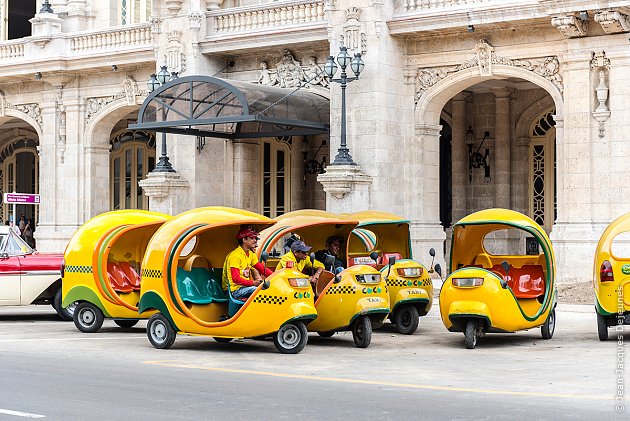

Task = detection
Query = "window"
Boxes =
[261,139,291,218]
[529,110,556,233]
[3,0,36,40]
[119,0,152,25]
[1,140,38,224]
[110,130,155,210]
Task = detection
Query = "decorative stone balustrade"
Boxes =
[71,24,152,53]
[213,1,325,33]
[399,0,493,13]
[0,41,25,60]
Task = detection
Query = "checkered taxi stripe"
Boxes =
[142,268,163,279]
[65,265,92,274]
[253,295,287,305]
[327,285,357,295]
[387,278,432,287]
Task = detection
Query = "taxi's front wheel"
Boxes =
[147,313,176,349]
[274,322,308,354]
[352,316,372,348]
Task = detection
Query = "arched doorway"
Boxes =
[0,129,39,225]
[109,128,156,211]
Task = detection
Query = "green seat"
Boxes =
[176,267,228,304]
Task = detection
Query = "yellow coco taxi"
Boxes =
[138,207,317,354]
[593,213,630,340]
[345,211,434,335]
[62,210,170,333]
[258,210,390,348]
[439,209,557,349]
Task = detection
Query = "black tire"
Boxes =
[114,319,139,329]
[73,302,105,333]
[541,308,556,340]
[597,312,609,341]
[147,313,176,349]
[394,305,420,335]
[464,320,478,349]
[213,337,233,343]
[52,288,76,321]
[317,331,335,337]
[352,316,372,348]
[273,322,308,354]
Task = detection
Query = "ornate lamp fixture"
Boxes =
[147,66,178,172]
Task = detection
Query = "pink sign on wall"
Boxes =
[3,193,41,205]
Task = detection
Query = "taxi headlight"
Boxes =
[288,277,310,288]
[397,267,423,277]
[452,278,484,287]
[355,274,381,284]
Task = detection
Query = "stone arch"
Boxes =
[0,109,43,140]
[515,95,555,140]
[84,97,143,147]
[416,65,564,126]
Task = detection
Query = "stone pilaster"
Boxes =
[493,89,511,209]
[451,93,467,221]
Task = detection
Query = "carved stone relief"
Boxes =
[340,7,367,56]
[56,91,66,164]
[165,31,186,75]
[551,15,587,37]
[594,10,630,34]
[0,91,42,130]
[590,51,611,138]
[413,39,564,103]
[85,79,149,127]
[256,50,329,89]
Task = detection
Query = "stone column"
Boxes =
[451,93,467,221]
[493,89,511,209]
[232,140,260,212]
[139,172,190,216]
[408,123,447,270]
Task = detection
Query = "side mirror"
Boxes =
[310,252,316,264]
[260,251,269,262]
[388,256,396,266]
[501,260,510,275]
[334,266,343,275]
[429,248,435,257]
[0,252,9,259]
[262,280,270,290]
[434,263,442,277]
[369,251,378,262]
[325,254,335,268]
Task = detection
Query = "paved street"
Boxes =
[0,303,625,420]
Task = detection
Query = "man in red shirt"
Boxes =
[222,228,273,300]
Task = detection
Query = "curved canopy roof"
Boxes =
[130,75,330,139]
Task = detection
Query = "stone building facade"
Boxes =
[1,0,629,284]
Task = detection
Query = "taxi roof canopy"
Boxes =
[344,211,412,259]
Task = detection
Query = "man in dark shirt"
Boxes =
[315,236,345,272]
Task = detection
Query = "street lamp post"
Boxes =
[147,66,177,173]
[324,47,365,166]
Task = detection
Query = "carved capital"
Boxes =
[594,10,630,34]
[590,51,611,70]
[551,15,587,37]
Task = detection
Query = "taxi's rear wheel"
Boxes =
[52,288,76,321]
[464,320,478,349]
[147,314,176,349]
[273,322,308,354]
[541,308,556,340]
[114,319,139,329]
[352,315,372,348]
[597,313,609,341]
[394,305,419,335]
[73,302,104,333]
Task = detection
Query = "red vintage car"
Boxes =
[0,225,74,320]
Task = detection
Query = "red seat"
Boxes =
[377,252,403,266]
[119,262,141,291]
[491,264,545,298]
[107,262,134,293]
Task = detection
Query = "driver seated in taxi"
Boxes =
[277,240,325,293]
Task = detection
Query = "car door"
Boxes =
[0,233,21,304]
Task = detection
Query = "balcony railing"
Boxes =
[399,0,494,13]
[0,40,25,60]
[212,0,326,33]
[70,24,152,54]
